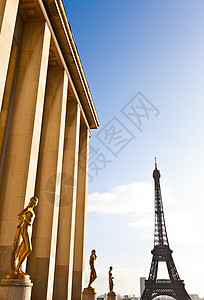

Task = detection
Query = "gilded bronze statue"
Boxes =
[88,249,97,288]
[5,196,38,279]
[108,266,114,293]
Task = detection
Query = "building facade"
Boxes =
[0,0,99,299]
[140,277,146,297]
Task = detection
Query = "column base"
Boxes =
[0,278,33,300]
[107,291,117,300]
[82,287,97,300]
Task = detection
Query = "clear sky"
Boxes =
[65,1,204,297]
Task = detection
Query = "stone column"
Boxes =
[0,0,19,111]
[27,69,68,300]
[72,126,89,300]
[0,21,51,279]
[0,40,18,165]
[53,100,80,300]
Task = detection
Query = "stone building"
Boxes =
[0,0,99,299]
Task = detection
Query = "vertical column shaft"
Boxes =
[53,101,80,300]
[0,39,18,165]
[24,23,51,204]
[0,0,19,111]
[0,21,50,279]
[0,14,24,184]
[27,69,68,300]
[72,126,89,300]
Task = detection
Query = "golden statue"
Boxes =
[5,196,38,279]
[108,266,114,293]
[88,249,97,288]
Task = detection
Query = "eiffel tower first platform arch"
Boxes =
[141,160,191,300]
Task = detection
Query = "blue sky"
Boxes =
[65,1,204,297]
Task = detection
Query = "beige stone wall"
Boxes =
[0,0,98,299]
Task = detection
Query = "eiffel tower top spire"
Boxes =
[153,159,169,247]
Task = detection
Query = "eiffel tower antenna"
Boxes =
[154,157,157,168]
[141,160,191,300]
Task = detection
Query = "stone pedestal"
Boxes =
[82,287,97,300]
[0,278,33,300]
[107,291,117,300]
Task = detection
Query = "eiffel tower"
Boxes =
[141,160,191,300]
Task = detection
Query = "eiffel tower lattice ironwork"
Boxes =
[141,160,191,300]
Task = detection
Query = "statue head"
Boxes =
[29,196,38,207]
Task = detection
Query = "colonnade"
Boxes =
[0,0,99,299]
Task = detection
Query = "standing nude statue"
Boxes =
[109,266,114,293]
[6,196,38,278]
[88,249,97,288]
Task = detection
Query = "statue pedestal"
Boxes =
[82,287,97,300]
[107,291,117,300]
[0,278,33,300]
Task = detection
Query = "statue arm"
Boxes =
[17,207,28,219]
[17,207,30,226]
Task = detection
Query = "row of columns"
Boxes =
[0,2,90,300]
